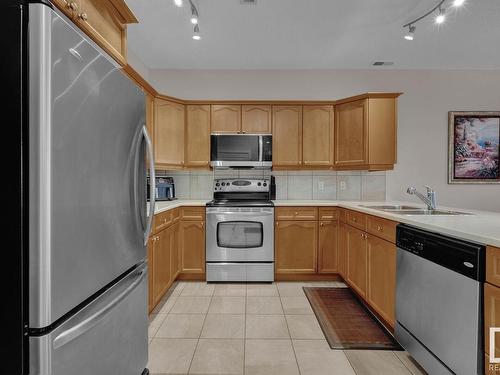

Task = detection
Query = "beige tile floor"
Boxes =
[148,281,428,375]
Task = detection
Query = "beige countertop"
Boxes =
[150,199,500,247]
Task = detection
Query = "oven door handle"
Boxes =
[206,211,274,217]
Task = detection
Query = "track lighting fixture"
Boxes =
[404,25,416,41]
[402,0,467,41]
[192,24,201,40]
[190,5,199,24]
[435,7,446,24]
[174,0,183,7]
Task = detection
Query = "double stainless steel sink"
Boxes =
[360,205,471,216]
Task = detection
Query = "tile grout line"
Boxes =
[186,286,214,374]
[343,350,360,375]
[278,283,303,375]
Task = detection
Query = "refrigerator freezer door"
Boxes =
[29,4,147,328]
[30,263,148,375]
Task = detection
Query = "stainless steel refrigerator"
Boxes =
[2,1,155,374]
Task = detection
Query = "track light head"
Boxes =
[190,6,198,24]
[192,24,201,40]
[404,25,416,41]
[435,7,446,24]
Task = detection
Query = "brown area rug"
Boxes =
[303,287,402,350]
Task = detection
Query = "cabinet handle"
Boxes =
[377,225,383,232]
[320,222,324,227]
[242,131,246,134]
[201,222,204,227]
[352,217,357,223]
[295,212,299,215]
[276,222,279,227]
[78,13,88,21]
[67,1,78,10]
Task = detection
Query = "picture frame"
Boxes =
[448,111,500,184]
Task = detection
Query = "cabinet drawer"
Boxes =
[171,208,181,223]
[319,207,339,221]
[275,207,318,221]
[487,246,500,288]
[346,210,367,230]
[181,206,206,221]
[366,215,398,243]
[153,210,173,233]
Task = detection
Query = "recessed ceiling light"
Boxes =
[453,0,465,7]
[435,7,446,24]
[174,0,183,7]
[192,24,201,40]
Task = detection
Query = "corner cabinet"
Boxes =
[335,95,399,170]
[50,0,137,66]
[186,105,211,168]
[154,99,185,169]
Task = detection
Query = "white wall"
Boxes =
[148,69,500,212]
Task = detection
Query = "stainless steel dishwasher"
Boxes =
[395,224,485,375]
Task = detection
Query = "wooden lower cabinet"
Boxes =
[338,222,348,277]
[170,222,180,280]
[180,220,206,275]
[367,235,396,326]
[485,283,500,360]
[152,228,171,307]
[318,220,338,273]
[275,220,317,273]
[346,225,368,297]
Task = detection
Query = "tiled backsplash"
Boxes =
[156,169,386,201]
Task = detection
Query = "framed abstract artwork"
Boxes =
[449,111,500,184]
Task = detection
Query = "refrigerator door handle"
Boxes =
[52,265,147,350]
[143,125,155,246]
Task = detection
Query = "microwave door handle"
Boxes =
[143,126,155,245]
[259,136,263,162]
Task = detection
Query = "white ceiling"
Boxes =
[126,0,500,70]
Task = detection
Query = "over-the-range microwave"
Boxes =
[211,134,272,168]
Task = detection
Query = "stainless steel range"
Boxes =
[206,178,274,282]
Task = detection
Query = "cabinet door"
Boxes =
[170,222,180,280]
[346,225,367,297]
[180,220,206,274]
[241,105,271,134]
[485,283,500,360]
[335,100,367,166]
[186,105,211,168]
[153,229,171,305]
[272,106,302,167]
[75,0,127,65]
[211,105,241,133]
[318,220,338,273]
[302,106,334,166]
[154,99,185,168]
[338,222,348,277]
[275,221,317,273]
[147,237,155,312]
[367,235,396,327]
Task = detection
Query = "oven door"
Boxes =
[206,207,274,262]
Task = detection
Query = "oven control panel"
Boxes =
[213,178,270,192]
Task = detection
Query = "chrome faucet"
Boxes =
[407,186,437,210]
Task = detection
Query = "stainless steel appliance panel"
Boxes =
[29,4,147,328]
[206,207,274,262]
[210,134,272,168]
[30,263,148,375]
[206,263,274,282]
[396,249,481,375]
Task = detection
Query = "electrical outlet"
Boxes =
[340,181,347,191]
[318,181,325,191]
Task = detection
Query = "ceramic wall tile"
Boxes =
[337,175,361,200]
[190,174,213,199]
[312,170,337,176]
[274,176,288,200]
[287,175,313,200]
[173,175,190,199]
[361,175,386,201]
[337,170,361,176]
[312,175,337,200]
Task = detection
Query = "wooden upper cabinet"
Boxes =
[318,220,339,273]
[69,0,137,65]
[335,100,367,167]
[211,105,241,133]
[241,105,272,134]
[367,235,396,327]
[272,106,302,167]
[302,106,334,166]
[154,99,185,168]
[346,225,368,297]
[275,220,317,273]
[186,105,211,168]
[335,96,398,170]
